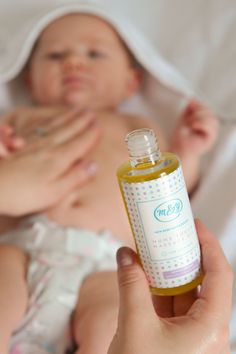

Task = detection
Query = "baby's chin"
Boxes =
[62,91,94,111]
[62,91,112,112]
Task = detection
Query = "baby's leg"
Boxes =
[0,244,28,354]
[73,271,119,354]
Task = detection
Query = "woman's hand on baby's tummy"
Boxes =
[0,110,101,216]
[170,99,219,156]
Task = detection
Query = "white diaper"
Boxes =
[0,215,122,354]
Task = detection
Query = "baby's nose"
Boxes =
[63,53,87,70]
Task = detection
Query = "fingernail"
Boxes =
[13,137,25,148]
[86,162,98,175]
[117,247,135,267]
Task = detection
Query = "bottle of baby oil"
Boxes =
[117,128,202,296]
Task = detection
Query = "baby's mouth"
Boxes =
[63,76,86,88]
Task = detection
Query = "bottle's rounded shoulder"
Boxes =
[117,151,180,183]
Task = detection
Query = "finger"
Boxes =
[24,110,97,152]
[190,110,217,123]
[17,107,77,138]
[1,135,25,151]
[173,288,198,316]
[185,116,218,140]
[44,107,90,132]
[183,111,215,129]
[182,99,195,116]
[191,220,233,320]
[152,295,173,317]
[52,121,100,172]
[10,137,25,149]
[53,161,98,202]
[116,247,158,328]
[182,98,200,117]
[186,99,209,112]
[183,100,215,123]
[25,107,79,136]
[45,111,96,145]
[152,289,198,318]
[193,118,219,140]
[0,143,9,158]
[190,120,212,137]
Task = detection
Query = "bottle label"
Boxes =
[121,166,201,289]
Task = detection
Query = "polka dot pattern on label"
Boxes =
[121,167,201,288]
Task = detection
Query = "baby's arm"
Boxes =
[0,107,48,230]
[170,99,219,193]
[73,271,119,354]
[0,121,25,232]
[0,245,28,354]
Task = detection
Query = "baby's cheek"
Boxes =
[35,81,60,105]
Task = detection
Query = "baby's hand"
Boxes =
[170,99,219,157]
[0,123,24,158]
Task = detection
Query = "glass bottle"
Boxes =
[117,128,202,295]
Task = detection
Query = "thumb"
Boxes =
[116,247,157,327]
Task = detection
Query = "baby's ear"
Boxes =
[126,68,143,97]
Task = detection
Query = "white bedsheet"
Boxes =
[191,122,236,352]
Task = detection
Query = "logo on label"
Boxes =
[154,199,183,222]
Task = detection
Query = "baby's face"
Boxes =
[26,14,139,110]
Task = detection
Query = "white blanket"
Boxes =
[0,1,195,137]
[191,122,236,352]
[0,0,236,351]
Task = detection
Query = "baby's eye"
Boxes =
[87,49,105,59]
[46,51,66,60]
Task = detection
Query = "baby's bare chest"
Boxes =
[46,122,131,237]
[81,132,128,200]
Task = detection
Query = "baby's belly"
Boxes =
[46,189,134,247]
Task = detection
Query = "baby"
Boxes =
[0,12,218,354]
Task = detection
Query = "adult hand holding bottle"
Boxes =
[108,220,233,354]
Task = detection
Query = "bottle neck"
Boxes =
[125,128,162,168]
[129,151,162,167]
